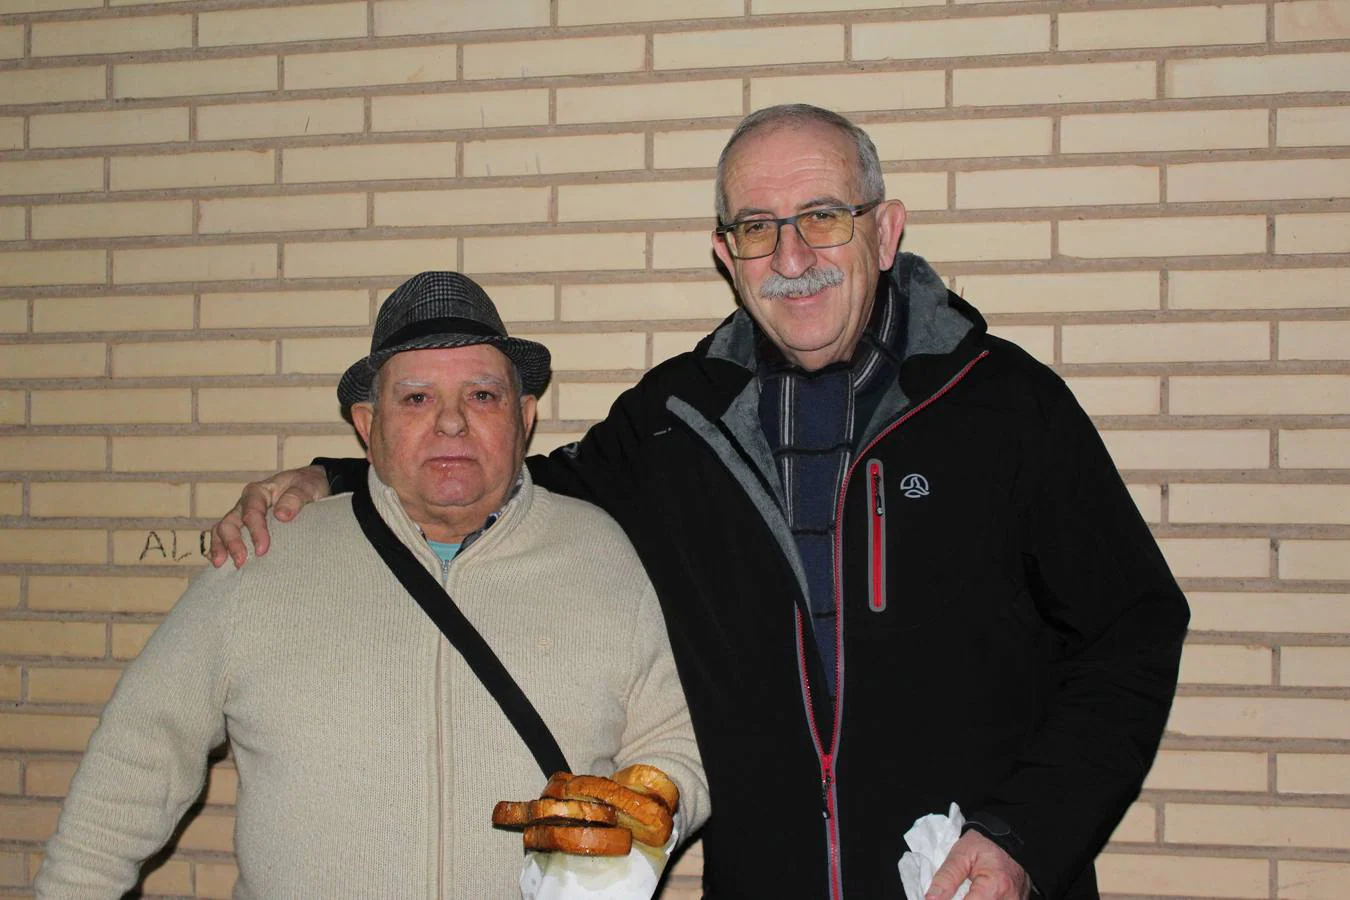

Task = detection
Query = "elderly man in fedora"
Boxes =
[37,272,708,898]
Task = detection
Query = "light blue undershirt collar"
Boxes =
[418,472,524,564]
[426,539,461,563]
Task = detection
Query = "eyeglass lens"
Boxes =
[730,208,856,258]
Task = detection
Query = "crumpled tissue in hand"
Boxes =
[898,802,972,900]
[520,827,677,900]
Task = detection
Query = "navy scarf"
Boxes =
[757,278,903,699]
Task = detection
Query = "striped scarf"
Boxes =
[757,279,903,701]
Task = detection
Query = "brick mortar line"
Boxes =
[4,176,1347,201]
[0,0,376,24]
[1176,678,1350,695]
[1100,845,1350,863]
[16,364,1350,385]
[0,216,1345,246]
[9,149,1350,181]
[1187,632,1350,646]
[4,363,1350,382]
[1146,736,1350,752]
[0,5,1319,53]
[13,261,1350,296]
[0,0,1261,27]
[5,37,1349,74]
[4,102,1349,139]
[1113,474,1350,487]
[5,44,1350,101]
[6,310,1347,337]
[9,87,1346,120]
[1134,792,1350,810]
[7,267,1329,292]
[1160,525,1350,539]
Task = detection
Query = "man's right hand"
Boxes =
[208,464,331,568]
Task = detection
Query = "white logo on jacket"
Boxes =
[899,473,930,499]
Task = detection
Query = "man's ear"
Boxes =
[875,199,907,271]
[712,228,735,276]
[350,403,375,460]
[519,393,538,438]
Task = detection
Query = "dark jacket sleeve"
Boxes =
[971,377,1189,897]
[526,371,665,518]
[314,456,370,495]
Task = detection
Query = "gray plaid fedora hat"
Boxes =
[337,271,551,408]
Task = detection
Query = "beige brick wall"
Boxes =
[0,0,1346,896]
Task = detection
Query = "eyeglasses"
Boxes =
[715,200,882,260]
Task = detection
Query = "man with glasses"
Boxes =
[210,105,1188,899]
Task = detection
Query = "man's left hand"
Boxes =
[924,830,1031,900]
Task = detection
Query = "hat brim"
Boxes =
[338,334,551,409]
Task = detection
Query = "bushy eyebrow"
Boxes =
[393,376,508,389]
[729,195,849,221]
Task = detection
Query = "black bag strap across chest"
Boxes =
[350,476,570,778]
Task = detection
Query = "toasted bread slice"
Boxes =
[524,824,632,857]
[540,771,573,800]
[613,764,679,814]
[491,800,531,829]
[526,798,619,827]
[562,774,674,847]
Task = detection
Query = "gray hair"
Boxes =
[365,352,524,411]
[715,104,886,224]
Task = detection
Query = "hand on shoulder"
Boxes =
[208,464,331,568]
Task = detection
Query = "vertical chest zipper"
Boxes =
[866,459,887,613]
[671,352,991,900]
[813,350,988,899]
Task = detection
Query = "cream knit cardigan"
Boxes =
[37,468,708,899]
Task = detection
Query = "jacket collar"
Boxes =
[662,253,978,615]
[678,252,971,498]
[704,252,978,375]
[683,253,988,484]
[888,252,980,364]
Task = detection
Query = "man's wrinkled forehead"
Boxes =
[721,123,863,216]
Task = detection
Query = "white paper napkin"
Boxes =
[520,826,677,900]
[898,802,972,900]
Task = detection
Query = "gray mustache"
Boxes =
[758,267,845,299]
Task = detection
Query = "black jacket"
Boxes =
[328,254,1188,898]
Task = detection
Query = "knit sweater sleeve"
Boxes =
[36,567,237,898]
[613,580,711,843]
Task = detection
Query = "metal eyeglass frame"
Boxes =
[714,199,883,260]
